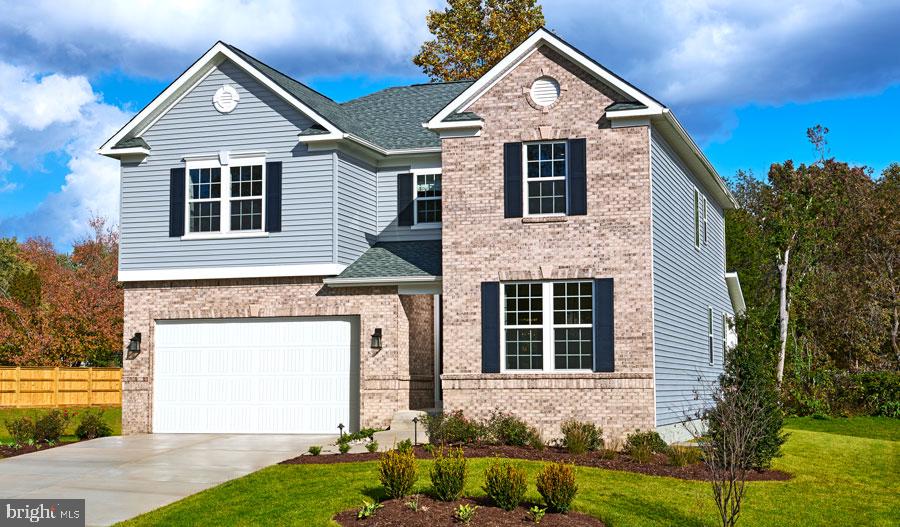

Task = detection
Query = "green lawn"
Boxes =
[784,416,900,442]
[117,417,899,527]
[0,406,122,443]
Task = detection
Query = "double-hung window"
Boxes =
[708,307,714,365]
[693,188,701,249]
[702,197,708,245]
[414,172,442,225]
[721,312,728,358]
[524,142,567,215]
[501,281,593,372]
[186,157,265,236]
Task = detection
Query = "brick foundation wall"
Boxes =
[402,295,436,410]
[122,276,433,434]
[440,46,655,444]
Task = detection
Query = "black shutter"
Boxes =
[481,281,501,373]
[169,167,185,237]
[503,142,523,218]
[568,138,587,215]
[265,161,282,233]
[593,278,615,372]
[397,173,414,226]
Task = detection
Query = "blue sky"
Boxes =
[0,0,898,248]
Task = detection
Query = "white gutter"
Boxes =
[298,132,442,157]
[323,275,442,287]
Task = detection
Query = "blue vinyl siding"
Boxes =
[336,153,377,265]
[119,60,336,271]
[651,128,732,426]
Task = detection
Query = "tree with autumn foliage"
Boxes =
[413,0,545,82]
[0,217,122,367]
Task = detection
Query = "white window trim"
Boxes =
[702,196,708,246]
[721,312,728,359]
[185,156,266,237]
[411,168,442,227]
[708,306,714,365]
[499,280,594,374]
[693,187,701,250]
[522,141,568,217]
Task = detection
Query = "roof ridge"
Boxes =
[221,42,339,104]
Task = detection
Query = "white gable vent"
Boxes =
[530,76,560,107]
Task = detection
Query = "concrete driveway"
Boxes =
[0,433,334,526]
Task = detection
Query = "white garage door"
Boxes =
[153,317,359,434]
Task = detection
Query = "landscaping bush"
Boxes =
[308,445,322,456]
[482,459,527,511]
[3,416,35,445]
[625,431,669,455]
[668,445,702,467]
[396,438,413,454]
[559,420,603,454]
[33,409,72,444]
[75,409,112,440]
[338,441,351,454]
[536,462,578,513]
[343,427,379,442]
[429,446,468,501]
[366,441,379,453]
[485,411,541,447]
[423,410,484,444]
[378,448,418,499]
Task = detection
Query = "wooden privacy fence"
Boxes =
[0,367,122,407]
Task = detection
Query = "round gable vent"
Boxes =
[529,76,560,107]
[213,84,240,113]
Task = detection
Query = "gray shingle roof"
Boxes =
[113,137,150,149]
[224,43,472,151]
[336,241,441,280]
[443,111,481,122]
[606,101,647,112]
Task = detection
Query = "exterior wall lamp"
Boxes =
[370,328,383,350]
[126,332,142,360]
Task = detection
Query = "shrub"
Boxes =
[485,411,541,447]
[379,448,418,499]
[483,459,527,511]
[559,420,603,454]
[628,443,653,463]
[454,504,478,524]
[344,427,379,442]
[625,431,669,455]
[4,416,35,445]
[34,409,72,444]
[528,433,546,451]
[668,445,702,467]
[536,462,578,513]
[308,445,322,456]
[711,311,787,470]
[429,446,468,501]
[357,500,382,519]
[338,441,351,454]
[396,438,413,454]
[75,409,112,440]
[366,441,379,453]
[422,410,484,444]
[528,505,546,524]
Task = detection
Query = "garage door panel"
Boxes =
[153,318,357,434]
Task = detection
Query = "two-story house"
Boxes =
[99,28,744,443]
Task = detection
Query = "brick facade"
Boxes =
[439,46,655,444]
[121,277,434,434]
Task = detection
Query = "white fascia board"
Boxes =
[96,147,150,158]
[119,263,346,282]
[658,110,738,209]
[423,120,484,131]
[427,28,663,128]
[299,132,442,158]
[99,42,343,156]
[605,108,663,119]
[725,272,746,315]
[323,276,441,287]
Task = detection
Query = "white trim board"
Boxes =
[118,263,346,282]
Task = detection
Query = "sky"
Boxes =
[0,0,898,249]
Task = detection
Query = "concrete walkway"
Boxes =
[0,433,334,526]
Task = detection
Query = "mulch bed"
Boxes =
[0,441,72,459]
[334,496,605,527]
[282,444,791,482]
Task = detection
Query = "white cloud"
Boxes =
[0,61,126,245]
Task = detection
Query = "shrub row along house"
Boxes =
[99,28,744,443]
